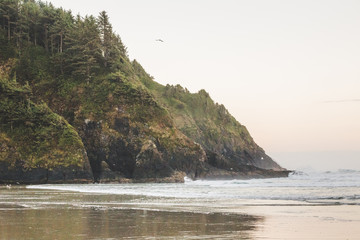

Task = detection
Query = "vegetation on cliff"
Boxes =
[133,61,281,170]
[0,59,92,183]
[0,0,286,183]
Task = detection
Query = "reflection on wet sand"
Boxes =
[0,208,261,239]
[0,187,262,239]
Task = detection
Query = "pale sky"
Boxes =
[49,0,360,170]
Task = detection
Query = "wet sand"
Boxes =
[1,208,261,240]
[246,204,360,239]
[0,186,359,239]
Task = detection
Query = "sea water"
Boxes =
[27,169,360,205]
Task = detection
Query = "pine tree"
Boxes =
[1,0,127,80]
[20,1,41,45]
[65,15,102,83]
[38,2,56,52]
[97,11,128,71]
[97,11,112,68]
[0,0,20,42]
[49,9,73,75]
[50,8,73,54]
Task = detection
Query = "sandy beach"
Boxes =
[245,204,360,239]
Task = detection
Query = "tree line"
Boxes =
[0,0,127,83]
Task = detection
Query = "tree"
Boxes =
[38,2,56,52]
[20,0,41,45]
[97,11,112,67]
[50,8,73,54]
[0,0,20,42]
[0,0,128,80]
[97,11,128,71]
[65,15,102,83]
[48,8,73,75]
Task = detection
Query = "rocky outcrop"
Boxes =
[0,162,92,184]
[0,2,290,184]
[79,116,208,183]
[133,140,173,179]
[0,61,289,184]
[77,116,288,183]
[133,63,285,173]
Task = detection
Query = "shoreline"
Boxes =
[0,169,292,185]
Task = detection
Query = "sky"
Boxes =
[49,0,360,171]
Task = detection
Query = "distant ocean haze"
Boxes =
[270,151,360,171]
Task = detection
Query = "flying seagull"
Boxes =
[155,39,164,42]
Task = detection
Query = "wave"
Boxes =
[27,169,360,205]
[184,170,360,188]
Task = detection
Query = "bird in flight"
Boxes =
[155,39,164,42]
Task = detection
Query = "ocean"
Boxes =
[28,169,360,205]
[1,169,360,239]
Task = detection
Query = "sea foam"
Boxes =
[27,170,360,205]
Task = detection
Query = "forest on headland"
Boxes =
[0,0,288,184]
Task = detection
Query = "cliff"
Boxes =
[0,65,92,184]
[133,61,283,171]
[0,1,289,184]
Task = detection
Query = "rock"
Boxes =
[0,162,93,184]
[133,140,173,179]
[98,161,128,183]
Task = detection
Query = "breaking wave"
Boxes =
[28,169,360,205]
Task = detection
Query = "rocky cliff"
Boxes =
[0,66,92,184]
[0,1,289,184]
[133,61,283,171]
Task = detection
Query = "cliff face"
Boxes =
[0,1,288,184]
[133,61,283,172]
[66,73,208,182]
[0,59,288,184]
[0,71,92,184]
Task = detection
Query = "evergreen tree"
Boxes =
[38,2,56,52]
[50,8,73,54]
[97,11,128,71]
[20,0,41,45]
[49,8,73,74]
[66,15,102,83]
[0,0,20,42]
[0,0,127,80]
[97,11,112,68]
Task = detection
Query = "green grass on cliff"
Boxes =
[0,69,86,169]
[132,60,256,153]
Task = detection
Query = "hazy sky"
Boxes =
[49,0,360,170]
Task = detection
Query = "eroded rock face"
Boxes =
[0,162,93,184]
[216,146,283,171]
[79,118,210,182]
[98,161,126,183]
[133,140,173,179]
[81,120,112,182]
